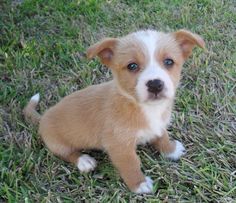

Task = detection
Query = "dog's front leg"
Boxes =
[151,129,186,160]
[106,142,153,194]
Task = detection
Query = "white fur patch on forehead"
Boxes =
[131,30,179,58]
[133,30,176,102]
[132,30,164,57]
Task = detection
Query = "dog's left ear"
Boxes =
[87,38,118,67]
[173,29,205,59]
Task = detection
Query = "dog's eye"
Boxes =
[127,63,139,72]
[163,58,174,67]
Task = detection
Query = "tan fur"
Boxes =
[151,130,176,154]
[23,100,41,125]
[24,29,205,192]
[173,29,205,59]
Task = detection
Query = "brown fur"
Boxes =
[173,29,205,59]
[151,130,176,154]
[24,29,205,192]
[23,100,41,124]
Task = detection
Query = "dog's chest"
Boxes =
[136,103,171,145]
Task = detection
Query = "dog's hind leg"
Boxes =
[44,139,97,173]
[60,150,97,173]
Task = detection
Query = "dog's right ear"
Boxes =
[86,38,118,67]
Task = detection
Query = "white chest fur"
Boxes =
[136,101,171,145]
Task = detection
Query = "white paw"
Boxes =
[165,140,186,160]
[77,154,97,173]
[134,176,153,194]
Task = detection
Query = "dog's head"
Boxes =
[87,30,205,104]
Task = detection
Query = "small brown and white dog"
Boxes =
[24,29,205,194]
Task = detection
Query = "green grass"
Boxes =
[0,0,235,202]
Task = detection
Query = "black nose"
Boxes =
[146,79,164,94]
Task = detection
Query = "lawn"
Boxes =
[0,0,235,202]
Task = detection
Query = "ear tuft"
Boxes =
[173,29,205,59]
[86,38,118,66]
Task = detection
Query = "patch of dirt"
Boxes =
[0,106,33,148]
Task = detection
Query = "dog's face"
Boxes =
[87,30,205,103]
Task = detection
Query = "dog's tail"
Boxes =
[23,93,41,125]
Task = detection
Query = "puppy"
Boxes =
[24,29,205,194]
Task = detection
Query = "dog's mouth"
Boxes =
[147,92,166,101]
[138,90,169,104]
